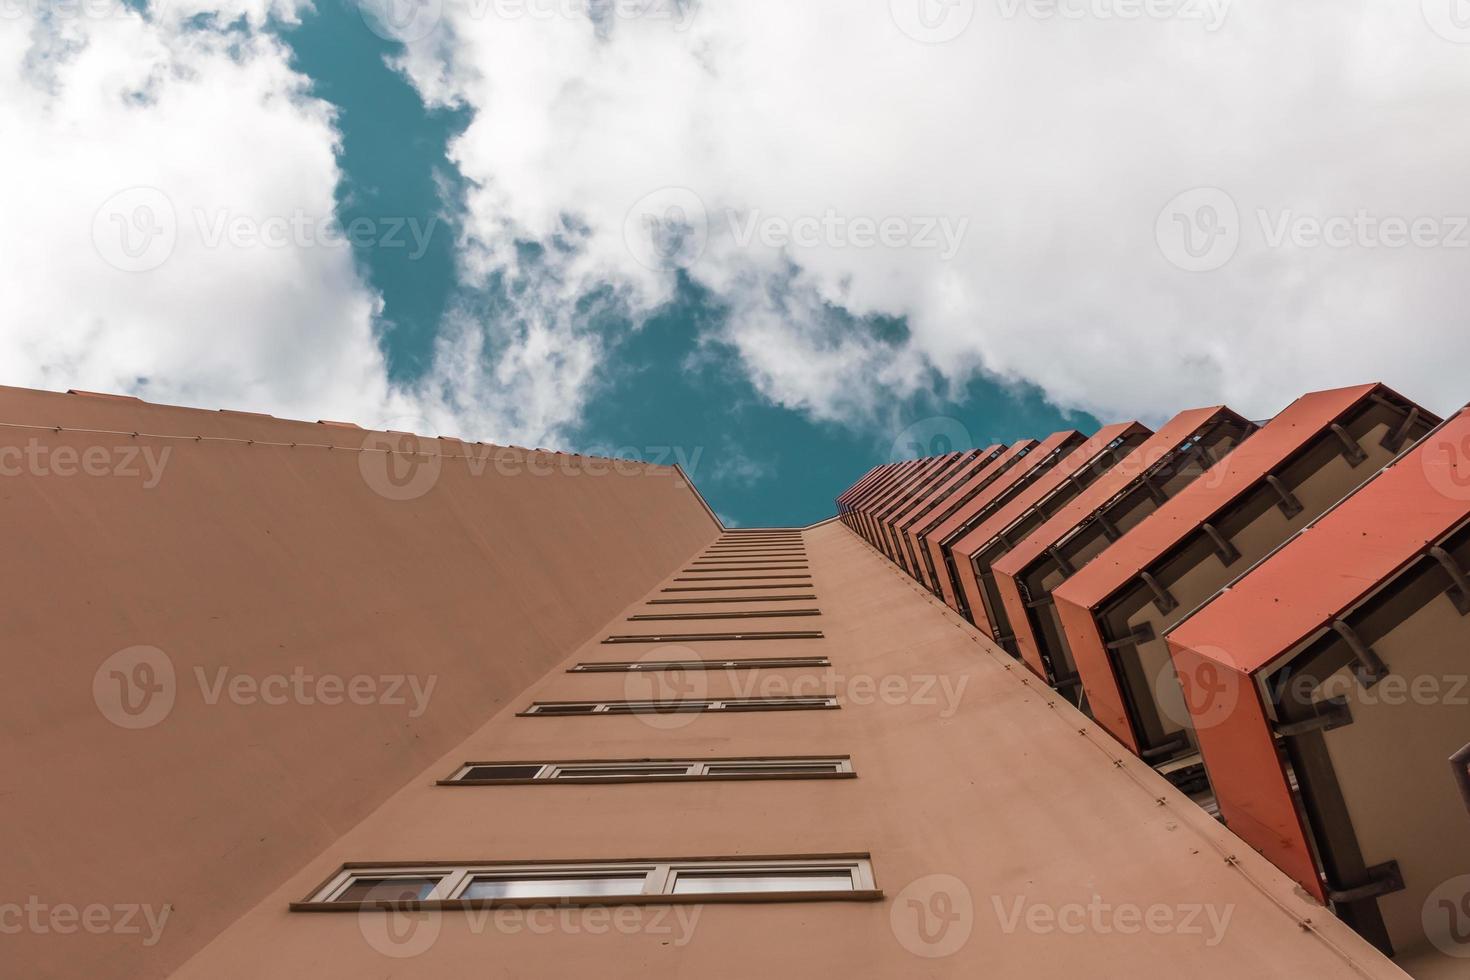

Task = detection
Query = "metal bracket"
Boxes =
[1105,622,1156,650]
[1327,861,1405,906]
[1382,407,1420,453]
[1047,546,1076,577]
[1452,743,1470,816]
[1328,424,1368,467]
[1139,733,1191,761]
[1188,441,1217,473]
[1265,475,1304,518]
[1332,619,1390,689]
[1428,545,1470,616]
[1095,513,1121,542]
[1200,522,1241,565]
[1052,672,1083,694]
[1139,571,1179,615]
[1274,696,1354,736]
[1140,474,1169,505]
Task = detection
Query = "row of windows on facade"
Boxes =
[303,857,876,907]
[310,575,852,909]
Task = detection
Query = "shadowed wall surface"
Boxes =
[0,386,717,979]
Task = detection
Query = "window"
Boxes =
[601,630,824,643]
[626,609,821,622]
[296,857,877,908]
[518,696,839,716]
[662,584,811,592]
[674,575,811,581]
[646,595,817,604]
[669,870,856,894]
[443,756,854,784]
[569,655,829,672]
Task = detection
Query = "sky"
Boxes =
[4,1,1469,525]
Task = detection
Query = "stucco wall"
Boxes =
[0,386,718,979]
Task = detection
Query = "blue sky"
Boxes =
[8,2,1468,528]
[279,0,1095,526]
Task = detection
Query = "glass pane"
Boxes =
[460,875,649,900]
[604,701,709,714]
[553,765,691,778]
[461,764,543,781]
[671,871,855,895]
[731,699,829,708]
[704,763,841,775]
[336,876,441,903]
[531,704,597,715]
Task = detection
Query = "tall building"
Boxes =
[2,383,1465,978]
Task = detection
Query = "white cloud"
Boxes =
[389,0,1470,426]
[0,0,598,446]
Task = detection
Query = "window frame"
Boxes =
[293,855,879,910]
[568,655,830,672]
[440,755,855,785]
[517,696,840,717]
